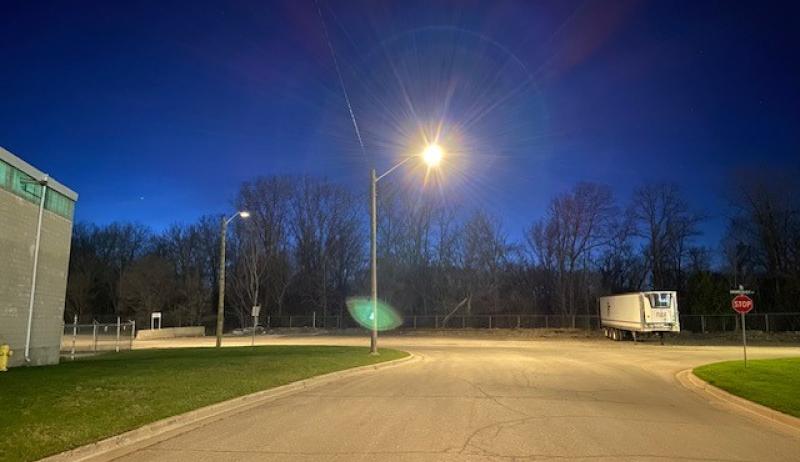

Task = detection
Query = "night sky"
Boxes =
[2,1,798,246]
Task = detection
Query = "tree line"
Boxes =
[65,173,800,329]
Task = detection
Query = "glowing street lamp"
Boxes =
[216,210,250,348]
[369,144,444,354]
[422,143,443,167]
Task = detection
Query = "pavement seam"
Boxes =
[675,368,800,438]
[38,352,418,462]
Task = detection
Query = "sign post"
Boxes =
[251,305,261,347]
[730,286,754,367]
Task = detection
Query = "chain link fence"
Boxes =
[60,317,136,359]
[261,312,800,332]
[679,312,800,333]
[263,314,601,330]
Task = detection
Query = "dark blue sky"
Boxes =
[2,0,798,246]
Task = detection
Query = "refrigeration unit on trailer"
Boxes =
[599,291,680,342]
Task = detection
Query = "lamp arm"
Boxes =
[376,156,414,182]
[224,212,241,226]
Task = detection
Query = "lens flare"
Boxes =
[346,297,403,331]
[320,26,549,212]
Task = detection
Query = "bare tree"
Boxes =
[629,183,702,289]
[229,224,268,328]
[118,255,176,326]
[290,177,364,320]
[599,213,646,293]
[463,210,509,314]
[234,177,295,322]
[156,220,217,326]
[66,223,101,321]
[527,183,616,316]
[725,172,800,310]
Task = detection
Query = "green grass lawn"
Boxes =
[694,357,800,418]
[0,345,407,462]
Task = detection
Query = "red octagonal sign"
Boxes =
[732,294,754,314]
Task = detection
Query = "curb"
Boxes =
[676,368,800,437]
[40,352,418,462]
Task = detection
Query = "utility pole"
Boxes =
[216,216,227,348]
[370,168,378,355]
[216,211,250,348]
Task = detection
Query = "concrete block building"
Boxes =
[0,146,78,367]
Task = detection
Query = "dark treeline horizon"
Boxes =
[65,171,800,330]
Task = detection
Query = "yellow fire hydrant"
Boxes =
[0,344,12,372]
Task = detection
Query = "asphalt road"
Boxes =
[117,335,800,461]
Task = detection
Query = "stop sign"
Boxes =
[732,294,753,314]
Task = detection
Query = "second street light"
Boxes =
[216,210,250,348]
[369,143,444,355]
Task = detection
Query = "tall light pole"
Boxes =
[370,143,443,355]
[216,210,250,348]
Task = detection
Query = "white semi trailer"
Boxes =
[599,291,680,342]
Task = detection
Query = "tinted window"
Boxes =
[11,168,43,203]
[0,160,8,188]
[648,293,671,308]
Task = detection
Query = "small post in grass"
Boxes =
[741,312,747,367]
[251,305,260,347]
[71,314,77,360]
[730,286,754,368]
[115,316,121,353]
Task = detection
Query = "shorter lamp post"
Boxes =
[216,210,250,348]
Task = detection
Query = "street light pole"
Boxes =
[216,211,250,348]
[370,168,378,354]
[369,144,443,355]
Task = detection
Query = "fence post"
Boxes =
[413,316,417,329]
[489,315,492,329]
[700,315,706,334]
[130,320,135,349]
[115,316,121,353]
[462,316,466,328]
[517,315,521,329]
[71,314,77,360]
[267,315,271,329]
[312,311,316,329]
[435,316,438,329]
[571,315,576,329]
[289,316,292,328]
[764,313,770,332]
[92,320,98,353]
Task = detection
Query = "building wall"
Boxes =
[0,188,73,367]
